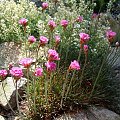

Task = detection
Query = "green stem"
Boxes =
[15,81,21,115]
[33,78,36,113]
[60,70,69,108]
[89,59,104,99]
[65,70,76,99]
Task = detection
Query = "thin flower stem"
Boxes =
[15,81,21,115]
[65,70,76,99]
[33,77,36,113]
[26,68,30,110]
[77,48,82,62]
[2,82,16,115]
[60,70,69,108]
[89,59,104,99]
[79,55,87,87]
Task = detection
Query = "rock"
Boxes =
[0,42,21,68]
[0,115,5,120]
[0,77,26,110]
[88,106,120,120]
[56,106,120,120]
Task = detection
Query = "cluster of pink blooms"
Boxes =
[10,67,23,80]
[19,58,33,68]
[40,36,49,46]
[48,20,57,31]
[45,49,60,72]
[60,20,69,29]
[76,16,83,22]
[42,2,48,11]
[48,49,60,61]
[34,67,43,77]
[79,33,90,44]
[106,30,116,43]
[45,61,56,72]
[0,70,7,80]
[19,18,28,27]
[28,36,36,44]
[69,60,80,71]
[92,13,99,19]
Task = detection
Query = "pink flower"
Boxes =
[19,18,28,26]
[69,60,80,70]
[106,30,116,43]
[45,61,56,72]
[92,13,99,19]
[55,35,60,44]
[83,45,88,52]
[48,49,60,61]
[48,20,57,31]
[0,70,7,80]
[79,33,90,44]
[40,36,49,46]
[28,36,36,44]
[42,2,48,10]
[10,67,23,80]
[76,16,83,22]
[19,58,33,68]
[34,67,43,77]
[60,20,68,29]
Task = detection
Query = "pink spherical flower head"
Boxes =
[48,20,57,31]
[42,2,48,10]
[19,18,28,27]
[83,45,88,52]
[40,36,49,46]
[116,42,119,47]
[28,36,36,44]
[10,67,23,80]
[34,67,43,77]
[76,16,83,22]
[0,69,7,80]
[55,35,60,44]
[69,60,80,71]
[60,20,68,29]
[106,30,116,43]
[48,49,60,61]
[79,33,90,44]
[45,61,56,72]
[92,13,99,19]
[19,58,33,68]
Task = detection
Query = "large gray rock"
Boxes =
[0,77,26,110]
[56,106,120,120]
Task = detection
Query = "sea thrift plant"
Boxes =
[60,20,69,29]
[79,33,90,44]
[28,36,36,44]
[45,61,56,72]
[40,36,49,46]
[10,67,23,80]
[19,18,28,27]
[76,16,83,22]
[106,30,116,43]
[48,49,60,61]
[42,2,48,11]
[55,35,60,44]
[69,60,80,71]
[83,45,89,55]
[0,70,7,80]
[34,67,43,77]
[19,58,33,68]
[48,20,57,31]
